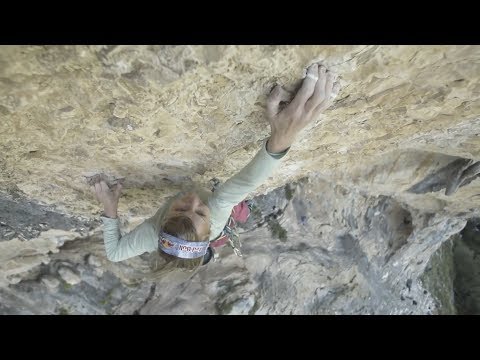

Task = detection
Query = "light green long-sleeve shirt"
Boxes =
[101,138,289,262]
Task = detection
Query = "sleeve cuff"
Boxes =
[265,138,290,159]
[100,215,120,224]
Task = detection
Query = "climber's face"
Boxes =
[168,192,211,240]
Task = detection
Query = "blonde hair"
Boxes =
[145,187,212,281]
[160,215,206,266]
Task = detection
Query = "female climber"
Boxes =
[91,63,340,273]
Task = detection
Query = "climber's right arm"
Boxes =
[92,180,158,262]
[100,216,158,262]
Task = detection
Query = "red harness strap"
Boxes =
[210,200,251,249]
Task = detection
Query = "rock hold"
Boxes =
[58,267,81,285]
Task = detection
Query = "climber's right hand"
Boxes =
[266,63,341,153]
[90,180,122,218]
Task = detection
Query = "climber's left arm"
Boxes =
[207,138,289,239]
[208,63,340,240]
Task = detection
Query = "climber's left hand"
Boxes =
[266,62,341,153]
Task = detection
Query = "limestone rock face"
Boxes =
[0,45,479,314]
[2,45,479,219]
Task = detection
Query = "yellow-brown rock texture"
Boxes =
[1,45,479,314]
[1,45,478,219]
